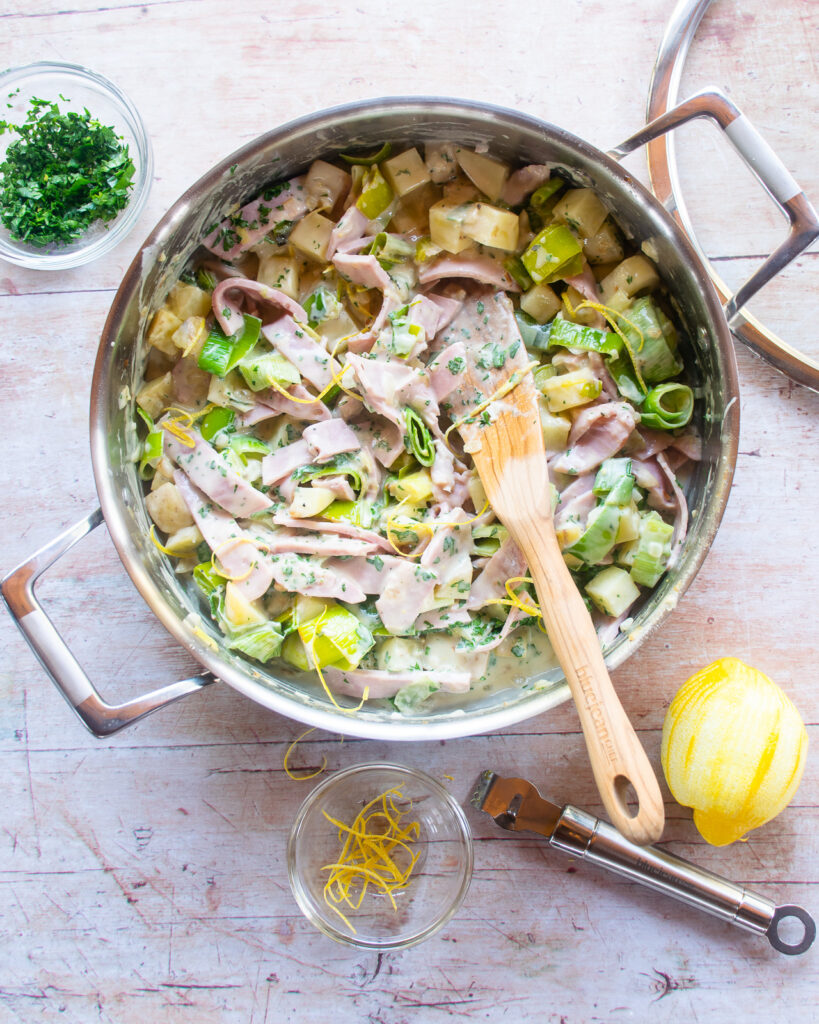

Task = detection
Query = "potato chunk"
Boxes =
[145,482,195,534]
[147,307,182,358]
[136,372,173,420]
[289,211,335,262]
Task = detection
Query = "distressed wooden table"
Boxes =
[1,1,817,1021]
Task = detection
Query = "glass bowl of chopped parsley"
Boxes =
[0,62,152,269]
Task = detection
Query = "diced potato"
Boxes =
[150,456,175,491]
[555,521,582,550]
[145,482,195,535]
[147,307,183,357]
[295,594,331,623]
[542,369,602,412]
[168,282,211,320]
[520,282,562,324]
[584,220,624,265]
[289,210,335,262]
[585,566,641,617]
[288,486,336,518]
[224,582,267,628]
[616,504,641,544]
[538,403,572,451]
[382,147,431,198]
[455,148,509,201]
[258,254,299,298]
[163,524,204,557]
[553,188,608,240]
[564,286,600,327]
[316,308,358,350]
[304,159,351,213]
[600,255,661,309]
[461,203,519,251]
[429,198,472,254]
[171,315,207,356]
[136,372,173,419]
[425,142,459,184]
[375,637,423,672]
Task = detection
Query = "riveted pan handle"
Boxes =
[609,88,819,328]
[1,509,213,737]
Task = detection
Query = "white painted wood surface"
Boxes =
[1,1,817,1021]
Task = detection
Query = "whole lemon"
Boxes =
[660,657,808,846]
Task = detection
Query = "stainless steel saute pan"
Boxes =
[3,93,816,739]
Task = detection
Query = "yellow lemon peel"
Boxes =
[561,293,648,392]
[283,727,327,781]
[384,500,490,559]
[321,786,421,934]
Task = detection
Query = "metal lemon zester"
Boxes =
[472,771,815,955]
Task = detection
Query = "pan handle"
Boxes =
[1,509,213,738]
[608,88,819,328]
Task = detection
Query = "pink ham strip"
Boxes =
[203,178,307,260]
[332,252,393,291]
[656,452,688,568]
[468,605,528,651]
[424,291,463,334]
[428,340,467,401]
[413,606,473,632]
[417,253,519,292]
[326,206,371,260]
[324,554,401,595]
[324,666,471,700]
[632,457,675,511]
[375,560,439,634]
[551,402,637,476]
[271,512,394,552]
[242,524,376,559]
[467,535,528,610]
[258,383,331,422]
[261,440,311,486]
[502,164,553,206]
[554,474,596,532]
[346,354,439,430]
[173,472,273,600]
[266,552,365,604]
[564,264,604,328]
[350,419,404,468]
[212,279,307,337]
[345,290,404,354]
[262,316,339,390]
[164,427,272,518]
[303,418,360,461]
[315,475,355,501]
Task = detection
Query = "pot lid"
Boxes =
[646,0,819,391]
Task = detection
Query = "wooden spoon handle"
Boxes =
[516,517,665,845]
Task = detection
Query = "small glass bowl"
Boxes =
[0,62,153,270]
[288,763,473,949]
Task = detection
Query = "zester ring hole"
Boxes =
[613,775,640,819]
[767,905,816,955]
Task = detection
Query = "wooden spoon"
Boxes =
[448,291,664,845]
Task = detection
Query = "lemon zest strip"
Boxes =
[283,727,327,781]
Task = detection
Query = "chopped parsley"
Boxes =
[0,96,135,247]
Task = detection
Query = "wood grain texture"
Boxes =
[1,1,817,1021]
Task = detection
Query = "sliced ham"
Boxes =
[171,356,210,406]
[376,560,439,634]
[262,316,339,389]
[326,205,372,260]
[271,512,394,552]
[428,341,467,402]
[332,252,393,292]
[502,165,554,206]
[344,289,404,354]
[164,426,272,518]
[203,178,308,260]
[554,473,596,532]
[466,605,529,651]
[413,606,473,633]
[267,552,366,604]
[212,278,307,337]
[350,418,404,468]
[317,475,356,501]
[468,535,528,610]
[632,457,676,511]
[258,383,331,422]
[174,472,273,600]
[324,666,471,700]
[303,418,360,461]
[346,354,439,430]
[261,440,311,486]
[324,554,401,594]
[551,402,637,476]
[424,291,463,333]
[417,253,519,292]
[242,523,376,559]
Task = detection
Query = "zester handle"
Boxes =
[551,805,815,955]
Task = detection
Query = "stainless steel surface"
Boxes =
[645,0,819,391]
[472,772,816,955]
[0,509,213,737]
[71,98,738,739]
